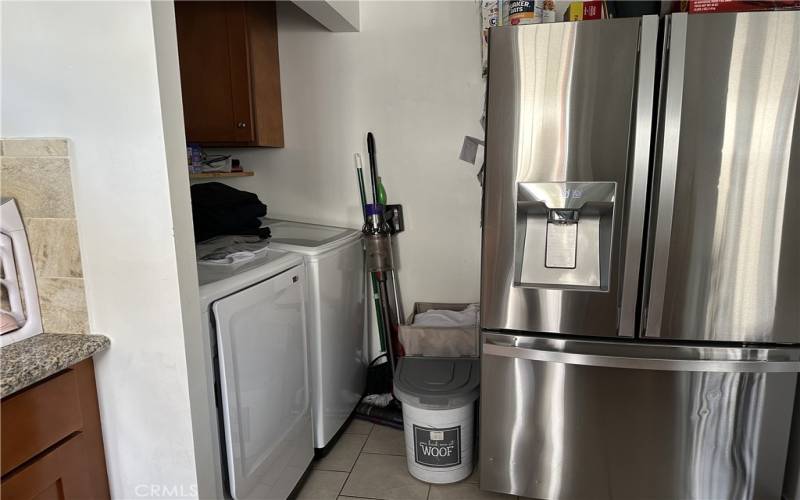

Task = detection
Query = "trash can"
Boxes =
[393,357,480,484]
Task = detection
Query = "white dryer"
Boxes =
[263,219,366,449]
[197,241,313,499]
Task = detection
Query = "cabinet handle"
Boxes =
[237,121,247,129]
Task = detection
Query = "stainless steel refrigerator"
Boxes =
[480,11,800,500]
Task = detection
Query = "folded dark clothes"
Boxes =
[190,182,269,242]
[191,182,262,208]
[197,201,266,225]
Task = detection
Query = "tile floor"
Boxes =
[295,419,521,500]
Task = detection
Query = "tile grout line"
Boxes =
[357,452,406,459]
[336,421,373,498]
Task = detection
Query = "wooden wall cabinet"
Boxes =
[175,1,284,147]
[1,360,110,500]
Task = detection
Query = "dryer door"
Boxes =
[212,265,312,499]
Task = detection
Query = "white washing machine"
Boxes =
[263,219,366,449]
[197,240,313,499]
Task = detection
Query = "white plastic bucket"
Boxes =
[401,401,474,484]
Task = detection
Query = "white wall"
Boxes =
[1,1,209,497]
[217,1,485,324]
[151,2,221,498]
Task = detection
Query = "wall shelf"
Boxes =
[189,171,254,179]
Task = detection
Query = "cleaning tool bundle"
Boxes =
[353,133,405,429]
[362,132,398,372]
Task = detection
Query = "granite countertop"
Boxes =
[1,333,110,398]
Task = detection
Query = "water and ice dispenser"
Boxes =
[515,182,616,290]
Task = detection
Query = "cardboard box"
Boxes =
[582,1,604,18]
[398,303,479,358]
[563,1,605,21]
[678,0,800,13]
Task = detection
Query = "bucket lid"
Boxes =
[393,357,480,410]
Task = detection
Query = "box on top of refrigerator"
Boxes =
[564,1,605,20]
[678,0,800,13]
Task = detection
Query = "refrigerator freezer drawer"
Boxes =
[480,333,800,500]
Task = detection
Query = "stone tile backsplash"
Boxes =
[1,157,76,219]
[1,138,89,334]
[27,218,83,279]
[37,278,89,334]
[1,138,70,157]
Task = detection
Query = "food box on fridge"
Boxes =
[564,1,605,20]
[506,0,542,25]
[678,0,800,13]
[500,0,604,25]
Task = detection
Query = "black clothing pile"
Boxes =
[190,182,271,242]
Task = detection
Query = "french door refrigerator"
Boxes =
[480,11,800,500]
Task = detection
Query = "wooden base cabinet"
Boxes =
[1,359,109,500]
[1,436,93,500]
[175,1,284,147]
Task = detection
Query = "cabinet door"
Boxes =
[244,1,284,147]
[175,1,254,144]
[1,435,92,500]
[1,370,83,476]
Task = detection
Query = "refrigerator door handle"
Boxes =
[483,337,800,373]
[643,14,688,338]
[618,15,659,337]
